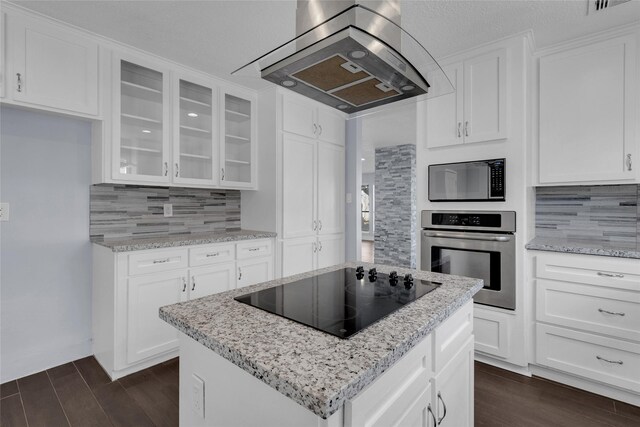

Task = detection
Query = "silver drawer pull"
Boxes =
[597,272,624,278]
[248,247,261,252]
[596,355,623,365]
[153,258,171,264]
[598,308,625,317]
[205,252,220,258]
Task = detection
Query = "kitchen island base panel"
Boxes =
[179,331,343,427]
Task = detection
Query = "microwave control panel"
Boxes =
[489,160,505,200]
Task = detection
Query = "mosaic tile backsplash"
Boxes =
[90,185,240,240]
[535,185,640,244]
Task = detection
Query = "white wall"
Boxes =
[0,106,93,382]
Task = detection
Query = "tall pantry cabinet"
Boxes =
[242,88,346,278]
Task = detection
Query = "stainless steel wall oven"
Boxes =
[421,210,516,310]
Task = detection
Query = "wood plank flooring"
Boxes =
[1,357,639,426]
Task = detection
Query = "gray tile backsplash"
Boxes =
[535,185,639,244]
[90,184,240,239]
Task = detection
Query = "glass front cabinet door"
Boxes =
[113,56,171,183]
[220,88,256,188]
[173,76,217,186]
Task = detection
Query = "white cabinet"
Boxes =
[220,88,257,188]
[532,251,640,397]
[5,12,99,115]
[173,74,218,186]
[317,234,345,270]
[538,34,637,184]
[93,238,274,379]
[282,93,345,146]
[282,134,317,239]
[281,234,345,277]
[317,142,345,235]
[426,49,507,148]
[126,270,187,364]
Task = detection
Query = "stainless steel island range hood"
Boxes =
[232,0,453,115]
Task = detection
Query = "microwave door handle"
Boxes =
[423,231,511,242]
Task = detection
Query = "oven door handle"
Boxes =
[423,231,511,242]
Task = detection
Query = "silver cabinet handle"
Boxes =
[313,123,318,135]
[191,276,196,291]
[238,267,242,281]
[597,272,624,279]
[313,220,317,231]
[248,247,260,252]
[598,308,625,317]
[312,242,317,253]
[464,121,469,137]
[318,220,322,231]
[318,241,323,251]
[221,168,225,180]
[457,122,461,138]
[205,252,220,258]
[626,154,632,171]
[153,258,170,264]
[437,392,447,424]
[16,73,22,92]
[596,355,623,365]
[318,124,322,136]
[175,163,179,177]
[427,404,436,427]
[164,162,168,176]
[423,231,511,242]
[182,277,187,292]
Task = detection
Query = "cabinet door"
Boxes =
[189,262,235,300]
[539,35,637,184]
[282,134,317,238]
[426,63,463,149]
[432,336,474,427]
[317,107,345,146]
[281,237,317,277]
[9,13,98,115]
[220,87,256,188]
[127,271,187,364]
[173,75,217,186]
[317,234,344,269]
[113,55,171,183]
[317,142,344,235]
[282,94,316,138]
[237,256,273,289]
[463,49,507,144]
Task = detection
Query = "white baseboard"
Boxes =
[474,352,532,376]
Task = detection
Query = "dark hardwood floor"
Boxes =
[1,358,639,426]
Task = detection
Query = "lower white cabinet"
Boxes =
[93,238,274,379]
[532,251,640,399]
[281,234,345,277]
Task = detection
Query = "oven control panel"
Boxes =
[431,213,502,228]
[489,159,505,199]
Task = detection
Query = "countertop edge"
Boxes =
[159,265,483,419]
[525,240,640,259]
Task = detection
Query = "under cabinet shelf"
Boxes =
[225,109,250,122]
[225,134,250,142]
[180,125,211,134]
[226,159,251,165]
[121,145,162,154]
[121,80,162,94]
[122,113,162,125]
[180,153,212,160]
[180,96,211,108]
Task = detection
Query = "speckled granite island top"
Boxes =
[91,229,277,252]
[526,237,640,259]
[160,261,483,419]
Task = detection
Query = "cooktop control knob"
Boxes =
[389,271,398,286]
[404,274,414,289]
[356,266,364,274]
[368,268,377,281]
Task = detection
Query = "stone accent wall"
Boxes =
[90,185,240,239]
[374,144,417,268]
[535,185,639,244]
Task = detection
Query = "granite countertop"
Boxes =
[526,237,640,259]
[160,261,483,419]
[91,229,277,252]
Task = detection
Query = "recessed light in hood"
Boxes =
[232,0,453,115]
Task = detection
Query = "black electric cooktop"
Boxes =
[234,267,441,339]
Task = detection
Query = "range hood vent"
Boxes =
[232,1,453,115]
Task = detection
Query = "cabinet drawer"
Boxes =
[236,239,272,260]
[474,307,511,359]
[128,249,188,275]
[537,279,640,341]
[433,301,473,372]
[536,324,640,392]
[535,252,640,291]
[189,244,235,267]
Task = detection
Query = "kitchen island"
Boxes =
[160,262,483,427]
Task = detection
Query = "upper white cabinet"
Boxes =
[282,93,346,146]
[426,49,507,148]
[221,88,257,188]
[113,56,171,183]
[5,12,99,115]
[174,75,218,187]
[538,34,637,184]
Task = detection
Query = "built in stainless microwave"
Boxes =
[428,159,505,202]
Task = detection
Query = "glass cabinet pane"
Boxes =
[119,61,164,177]
[223,94,252,184]
[178,80,213,180]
